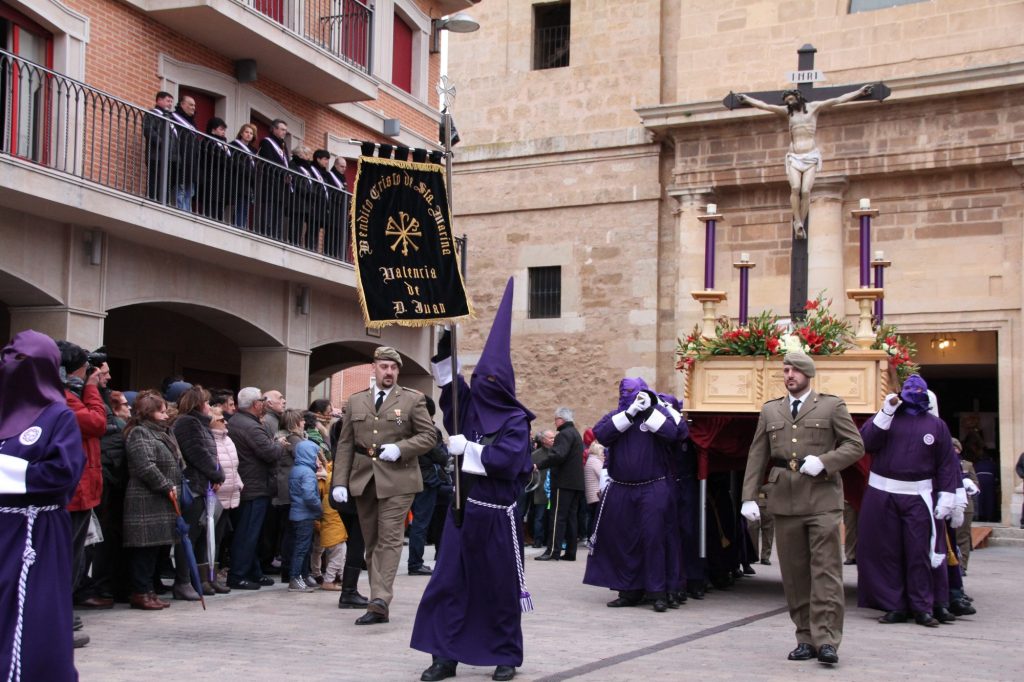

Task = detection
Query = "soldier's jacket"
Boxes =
[332,385,436,498]
[742,390,864,517]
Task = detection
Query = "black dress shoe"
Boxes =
[913,612,940,628]
[652,598,668,612]
[949,598,976,616]
[492,665,515,681]
[606,596,641,608]
[354,610,389,625]
[355,599,389,625]
[878,610,908,624]
[534,552,559,561]
[742,565,756,575]
[409,566,434,576]
[686,586,705,600]
[561,555,576,562]
[667,594,681,609]
[817,644,838,665]
[226,578,261,590]
[257,575,275,587]
[420,661,457,681]
[843,559,856,565]
[788,643,817,661]
[934,606,956,623]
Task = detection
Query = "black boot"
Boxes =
[338,565,369,609]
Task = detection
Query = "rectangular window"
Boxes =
[528,266,561,319]
[392,15,413,93]
[849,0,926,12]
[533,2,570,71]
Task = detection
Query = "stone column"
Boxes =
[240,346,311,404]
[8,305,106,348]
[807,175,848,306]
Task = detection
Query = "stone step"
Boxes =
[984,525,1024,548]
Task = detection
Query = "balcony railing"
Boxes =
[0,49,353,263]
[249,0,373,73]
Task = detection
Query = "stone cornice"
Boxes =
[638,60,1024,134]
[453,127,656,165]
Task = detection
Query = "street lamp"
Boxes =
[431,12,480,53]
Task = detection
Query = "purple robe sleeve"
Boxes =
[23,408,85,498]
[933,422,959,494]
[592,411,624,446]
[859,419,889,454]
[480,414,531,480]
[644,405,680,442]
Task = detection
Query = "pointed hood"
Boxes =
[469,278,534,434]
[0,330,66,439]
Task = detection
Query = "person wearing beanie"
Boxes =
[741,351,864,666]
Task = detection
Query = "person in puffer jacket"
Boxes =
[288,440,322,592]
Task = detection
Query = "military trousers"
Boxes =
[774,510,845,649]
[355,478,415,609]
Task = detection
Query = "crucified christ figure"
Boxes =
[736,84,873,239]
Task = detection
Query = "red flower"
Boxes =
[805,299,819,310]
[767,338,780,353]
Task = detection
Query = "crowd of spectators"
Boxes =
[143,91,351,259]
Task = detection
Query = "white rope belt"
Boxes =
[0,504,61,682]
[868,472,944,568]
[588,475,666,555]
[466,498,533,613]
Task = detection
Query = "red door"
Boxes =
[1,3,54,162]
[253,0,283,23]
[178,87,215,133]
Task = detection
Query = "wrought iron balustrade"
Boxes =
[249,0,373,72]
[0,48,354,263]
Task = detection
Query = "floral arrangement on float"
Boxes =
[676,293,917,383]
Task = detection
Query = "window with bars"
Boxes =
[848,0,926,12]
[533,2,570,71]
[528,266,562,319]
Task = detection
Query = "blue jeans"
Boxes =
[175,183,195,212]
[229,496,269,583]
[234,200,250,228]
[407,486,438,570]
[532,503,547,546]
[290,519,315,580]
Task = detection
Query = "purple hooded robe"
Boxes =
[584,378,685,595]
[857,376,960,614]
[0,330,85,681]
[411,278,535,667]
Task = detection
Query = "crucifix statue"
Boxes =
[723,44,889,319]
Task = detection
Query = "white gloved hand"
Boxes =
[599,470,610,495]
[741,500,760,522]
[934,491,956,520]
[626,392,651,417]
[331,486,349,504]
[799,455,825,477]
[378,444,400,462]
[447,434,468,456]
[882,393,901,414]
[949,506,966,529]
[963,478,979,496]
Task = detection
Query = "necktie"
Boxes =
[791,399,801,419]
[375,390,385,411]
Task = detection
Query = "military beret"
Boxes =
[783,351,816,377]
[373,346,403,367]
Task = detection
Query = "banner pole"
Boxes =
[443,107,464,521]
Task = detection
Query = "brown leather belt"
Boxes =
[771,457,805,472]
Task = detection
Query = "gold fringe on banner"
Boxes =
[350,155,474,329]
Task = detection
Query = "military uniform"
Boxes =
[333,385,436,611]
[742,390,864,653]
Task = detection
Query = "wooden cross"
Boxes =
[722,44,889,321]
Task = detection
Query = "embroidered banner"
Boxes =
[351,156,472,327]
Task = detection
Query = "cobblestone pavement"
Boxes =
[75,543,1022,681]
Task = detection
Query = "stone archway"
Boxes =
[0,267,64,344]
[309,338,434,408]
[103,301,280,393]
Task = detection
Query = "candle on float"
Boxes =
[740,252,750,263]
[874,250,884,260]
[707,203,717,215]
[859,198,871,210]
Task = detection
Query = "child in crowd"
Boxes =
[310,457,348,590]
[287,440,322,593]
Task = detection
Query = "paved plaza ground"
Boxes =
[75,542,1022,681]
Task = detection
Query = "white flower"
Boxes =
[780,334,807,354]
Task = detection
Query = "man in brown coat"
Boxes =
[331,346,436,624]
[741,352,864,666]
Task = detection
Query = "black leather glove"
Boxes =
[432,329,451,364]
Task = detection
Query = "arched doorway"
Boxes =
[0,267,62,344]
[308,339,433,409]
[104,302,279,393]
